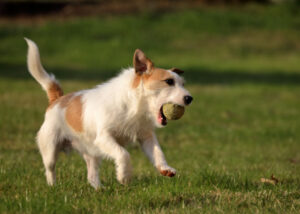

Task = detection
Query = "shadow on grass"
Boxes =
[1,62,300,85]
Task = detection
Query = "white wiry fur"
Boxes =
[25,38,192,189]
[24,38,58,91]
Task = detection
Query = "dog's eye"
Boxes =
[165,78,175,86]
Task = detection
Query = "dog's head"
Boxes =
[132,49,193,127]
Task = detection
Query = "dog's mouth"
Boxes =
[158,106,167,126]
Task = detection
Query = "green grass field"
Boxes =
[0,4,300,213]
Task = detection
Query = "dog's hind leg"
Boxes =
[37,122,60,186]
[83,154,101,189]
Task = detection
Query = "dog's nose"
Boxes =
[184,96,193,105]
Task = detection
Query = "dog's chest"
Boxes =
[111,113,153,144]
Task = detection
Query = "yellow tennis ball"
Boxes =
[162,103,185,120]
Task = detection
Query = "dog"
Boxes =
[25,38,193,189]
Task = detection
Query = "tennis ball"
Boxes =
[162,103,185,120]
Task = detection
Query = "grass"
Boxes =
[0,4,300,213]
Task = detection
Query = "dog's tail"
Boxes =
[25,38,63,105]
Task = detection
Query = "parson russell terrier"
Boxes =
[25,38,193,189]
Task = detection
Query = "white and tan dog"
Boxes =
[25,38,193,189]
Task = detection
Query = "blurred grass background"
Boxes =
[0,1,299,213]
[1,2,300,82]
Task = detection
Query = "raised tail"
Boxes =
[25,38,63,105]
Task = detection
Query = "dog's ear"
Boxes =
[133,49,153,75]
[171,68,184,75]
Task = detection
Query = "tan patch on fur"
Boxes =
[47,93,74,110]
[132,67,173,89]
[59,93,75,108]
[160,169,176,177]
[47,82,63,106]
[132,75,142,88]
[144,68,173,90]
[65,95,83,132]
[146,68,172,81]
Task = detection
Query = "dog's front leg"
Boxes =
[94,133,132,185]
[139,132,176,177]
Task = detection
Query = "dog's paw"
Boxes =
[159,166,176,177]
[94,183,106,191]
[117,176,131,185]
[89,180,103,190]
[117,168,132,185]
